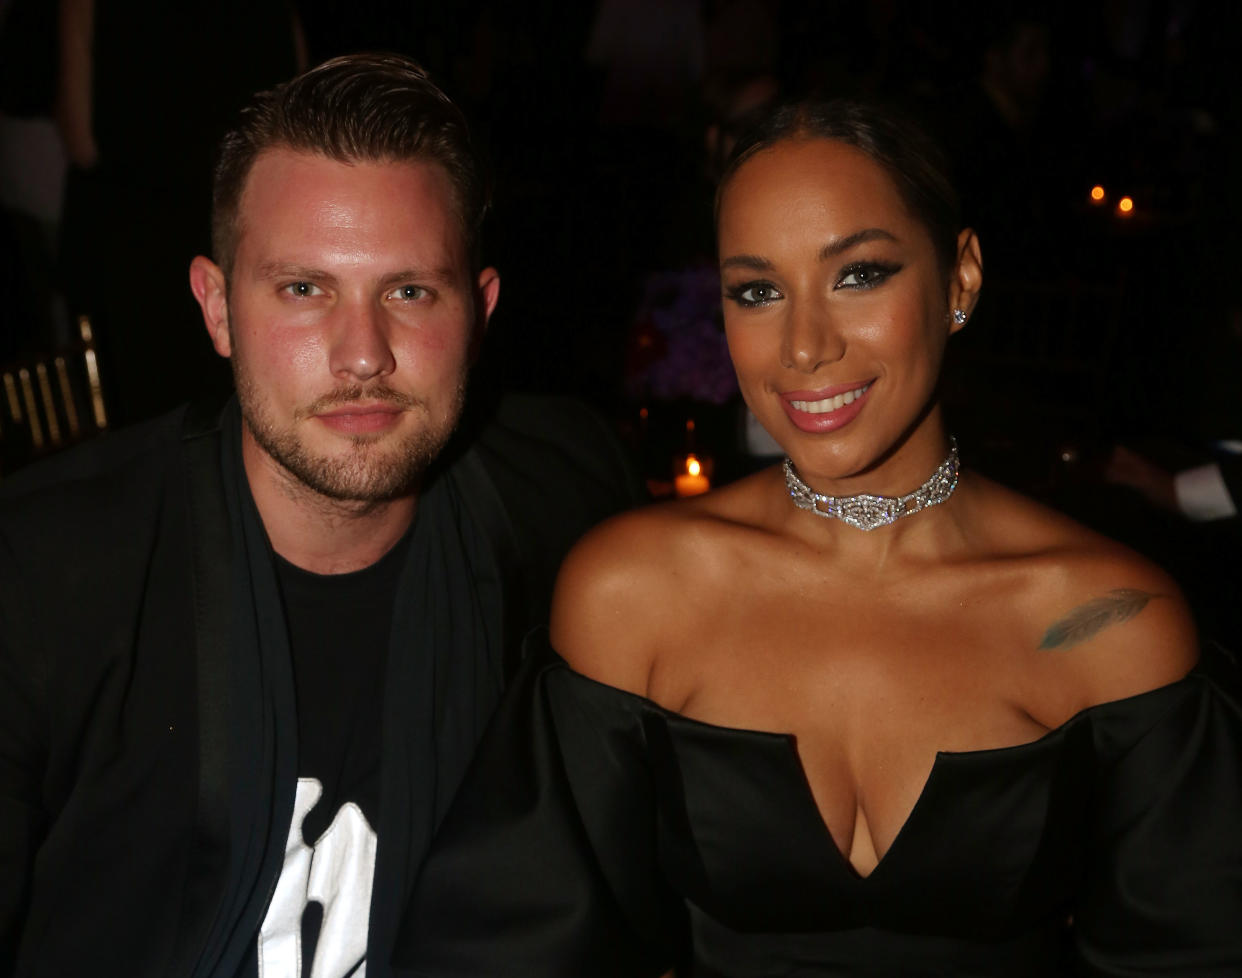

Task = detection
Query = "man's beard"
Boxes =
[232,359,465,503]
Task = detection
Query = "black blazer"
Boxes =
[0,393,640,977]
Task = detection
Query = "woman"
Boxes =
[396,101,1242,976]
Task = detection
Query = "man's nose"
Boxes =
[329,299,396,382]
[781,295,845,373]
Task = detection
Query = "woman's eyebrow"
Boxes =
[721,228,899,272]
[819,227,898,259]
[720,253,773,272]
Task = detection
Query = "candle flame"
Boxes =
[1090,184,1106,202]
[1117,196,1134,216]
[686,455,702,477]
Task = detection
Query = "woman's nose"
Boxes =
[781,297,845,372]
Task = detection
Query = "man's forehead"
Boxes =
[233,148,468,267]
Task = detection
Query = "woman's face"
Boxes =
[717,136,972,490]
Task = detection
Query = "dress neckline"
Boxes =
[548,648,1198,881]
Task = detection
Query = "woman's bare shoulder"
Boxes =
[550,478,776,696]
[968,476,1199,707]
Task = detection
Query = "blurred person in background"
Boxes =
[55,0,304,425]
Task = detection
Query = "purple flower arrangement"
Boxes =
[627,265,739,406]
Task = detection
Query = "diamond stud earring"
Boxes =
[952,308,968,325]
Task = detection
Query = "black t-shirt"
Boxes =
[243,530,411,978]
[277,536,411,839]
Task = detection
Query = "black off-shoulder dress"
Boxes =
[395,636,1242,977]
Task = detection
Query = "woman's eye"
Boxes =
[727,282,784,307]
[388,284,429,302]
[284,281,322,297]
[835,262,900,290]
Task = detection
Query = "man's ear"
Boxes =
[189,255,231,357]
[477,266,500,327]
[469,266,500,361]
[948,229,983,333]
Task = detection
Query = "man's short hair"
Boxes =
[212,52,487,279]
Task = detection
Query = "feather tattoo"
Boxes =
[1038,588,1154,651]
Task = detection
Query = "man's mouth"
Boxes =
[302,386,422,435]
[315,403,406,434]
[319,403,402,415]
[304,385,417,416]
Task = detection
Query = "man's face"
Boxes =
[192,148,499,502]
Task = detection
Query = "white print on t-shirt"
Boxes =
[257,777,377,978]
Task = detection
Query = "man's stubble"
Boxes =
[230,339,467,504]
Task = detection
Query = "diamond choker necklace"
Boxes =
[783,439,959,532]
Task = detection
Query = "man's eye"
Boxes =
[284,281,322,297]
[835,262,901,290]
[726,282,783,307]
[388,284,429,301]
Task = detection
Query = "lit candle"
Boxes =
[1116,196,1134,217]
[1089,184,1106,205]
[675,454,711,497]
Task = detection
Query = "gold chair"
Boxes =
[0,316,109,471]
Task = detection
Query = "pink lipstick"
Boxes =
[779,380,873,433]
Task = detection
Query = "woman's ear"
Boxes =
[948,228,983,333]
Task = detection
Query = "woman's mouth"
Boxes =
[780,381,873,432]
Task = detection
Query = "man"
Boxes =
[0,54,638,977]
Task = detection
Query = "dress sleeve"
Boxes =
[1071,648,1242,975]
[392,639,682,977]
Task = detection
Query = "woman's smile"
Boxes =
[781,380,874,432]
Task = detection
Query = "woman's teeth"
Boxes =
[790,383,871,414]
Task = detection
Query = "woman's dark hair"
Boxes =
[716,99,962,275]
